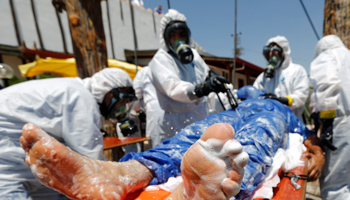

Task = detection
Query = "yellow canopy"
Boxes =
[18,57,142,79]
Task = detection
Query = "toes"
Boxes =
[221,178,241,198]
[25,154,31,165]
[221,160,246,198]
[20,135,30,152]
[22,123,42,145]
[223,139,243,156]
[182,123,249,199]
[228,168,244,183]
[21,123,41,153]
[231,152,249,169]
[21,123,53,152]
[21,123,57,166]
[200,123,235,142]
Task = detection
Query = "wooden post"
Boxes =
[65,0,107,78]
[324,0,350,48]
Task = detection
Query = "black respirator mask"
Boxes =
[100,87,137,122]
[119,118,139,136]
[164,21,193,64]
[262,43,284,78]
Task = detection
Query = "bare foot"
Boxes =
[20,123,153,200]
[169,123,249,200]
[20,123,247,200]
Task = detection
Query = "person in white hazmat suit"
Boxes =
[0,68,137,199]
[133,66,164,148]
[310,34,350,200]
[149,9,230,139]
[253,35,309,121]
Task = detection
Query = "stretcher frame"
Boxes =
[124,151,308,200]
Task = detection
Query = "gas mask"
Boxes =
[262,43,284,78]
[100,87,137,122]
[164,21,193,64]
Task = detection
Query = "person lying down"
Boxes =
[20,98,324,200]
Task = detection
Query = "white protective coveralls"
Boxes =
[0,68,133,199]
[310,34,350,200]
[253,35,309,121]
[149,9,210,138]
[133,66,164,147]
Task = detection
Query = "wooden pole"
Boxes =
[324,0,350,48]
[65,0,107,78]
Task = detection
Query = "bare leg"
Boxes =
[20,123,153,200]
[169,123,249,200]
[21,123,248,200]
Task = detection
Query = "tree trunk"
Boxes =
[65,0,107,78]
[324,0,350,48]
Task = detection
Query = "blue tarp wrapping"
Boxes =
[120,98,312,199]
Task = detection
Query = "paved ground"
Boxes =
[306,179,322,200]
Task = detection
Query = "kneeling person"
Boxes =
[0,68,136,199]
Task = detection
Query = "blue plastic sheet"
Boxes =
[120,98,312,199]
[236,85,262,100]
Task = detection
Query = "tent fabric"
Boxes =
[18,57,142,79]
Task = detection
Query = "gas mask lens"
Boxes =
[107,103,127,121]
[268,47,282,65]
[105,87,137,121]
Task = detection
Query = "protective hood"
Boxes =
[160,9,189,48]
[266,35,291,69]
[83,68,133,103]
[313,34,345,59]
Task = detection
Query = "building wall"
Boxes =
[235,73,246,88]
[0,1,262,87]
[0,0,163,62]
[101,1,162,60]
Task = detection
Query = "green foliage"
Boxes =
[7,73,59,87]
[8,75,26,85]
[38,73,58,79]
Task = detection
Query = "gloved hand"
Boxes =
[194,74,230,98]
[262,93,292,106]
[320,110,337,151]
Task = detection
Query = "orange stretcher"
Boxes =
[103,137,151,150]
[125,152,308,200]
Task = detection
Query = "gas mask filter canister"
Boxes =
[172,39,193,64]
